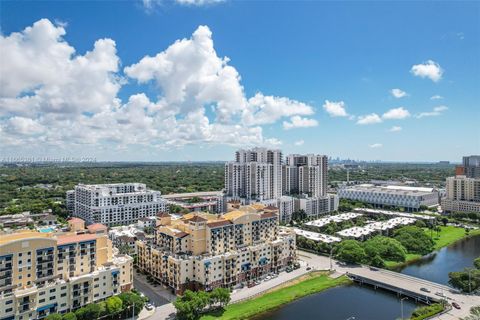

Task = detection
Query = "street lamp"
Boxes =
[400,297,408,320]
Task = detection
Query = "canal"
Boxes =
[258,235,480,320]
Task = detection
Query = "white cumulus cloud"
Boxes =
[390,88,408,98]
[430,95,444,100]
[357,113,382,125]
[416,106,448,118]
[369,143,383,148]
[411,60,444,82]
[282,116,318,130]
[322,100,348,117]
[382,107,410,120]
[0,20,316,153]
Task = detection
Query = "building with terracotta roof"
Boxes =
[136,204,296,294]
[0,223,133,319]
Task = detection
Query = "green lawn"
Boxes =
[200,273,351,320]
[429,226,480,250]
[385,226,480,269]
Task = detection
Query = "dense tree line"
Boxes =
[45,291,146,320]
[0,163,224,214]
[332,226,435,267]
[449,257,480,293]
[174,288,231,320]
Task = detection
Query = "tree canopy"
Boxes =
[394,226,434,255]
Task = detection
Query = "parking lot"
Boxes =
[133,271,176,307]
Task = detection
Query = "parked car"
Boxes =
[306,267,312,271]
[420,287,431,293]
[452,302,461,309]
[145,303,154,311]
[435,292,446,298]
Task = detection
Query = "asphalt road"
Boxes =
[133,275,171,307]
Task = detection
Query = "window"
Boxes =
[6,300,12,305]
[6,308,13,313]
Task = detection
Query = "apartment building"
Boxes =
[284,154,328,197]
[225,148,283,201]
[67,183,167,226]
[442,175,480,213]
[338,184,439,211]
[162,191,226,214]
[136,204,296,294]
[0,219,133,320]
[462,155,480,179]
[294,194,339,218]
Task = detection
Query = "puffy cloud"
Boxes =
[294,139,304,146]
[0,19,121,116]
[6,117,45,135]
[1,20,316,152]
[416,106,448,118]
[322,100,348,117]
[411,60,443,82]
[389,126,402,132]
[282,116,318,130]
[430,95,444,100]
[244,93,314,126]
[369,143,383,148]
[390,89,408,98]
[382,107,410,120]
[356,113,382,125]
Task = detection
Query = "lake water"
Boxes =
[258,235,480,320]
[399,234,480,285]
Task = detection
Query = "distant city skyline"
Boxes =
[1,1,479,162]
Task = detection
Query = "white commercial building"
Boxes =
[305,212,363,228]
[338,184,439,211]
[294,194,339,218]
[442,175,480,213]
[67,183,168,226]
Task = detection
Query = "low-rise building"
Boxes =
[294,194,339,218]
[136,204,296,294]
[163,191,226,214]
[0,219,133,320]
[338,184,439,211]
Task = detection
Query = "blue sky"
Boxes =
[0,0,479,162]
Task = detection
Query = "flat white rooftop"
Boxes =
[305,212,363,228]
[293,228,341,243]
[336,217,416,238]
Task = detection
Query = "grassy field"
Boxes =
[385,226,480,269]
[200,272,351,320]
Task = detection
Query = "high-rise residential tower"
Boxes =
[284,154,328,197]
[462,155,480,178]
[225,148,283,201]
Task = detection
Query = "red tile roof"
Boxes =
[87,223,107,232]
[186,215,207,223]
[207,220,232,228]
[260,212,278,219]
[68,217,84,223]
[174,232,189,238]
[57,233,97,245]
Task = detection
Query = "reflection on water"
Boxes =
[256,235,480,320]
[400,235,480,285]
[252,284,419,320]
